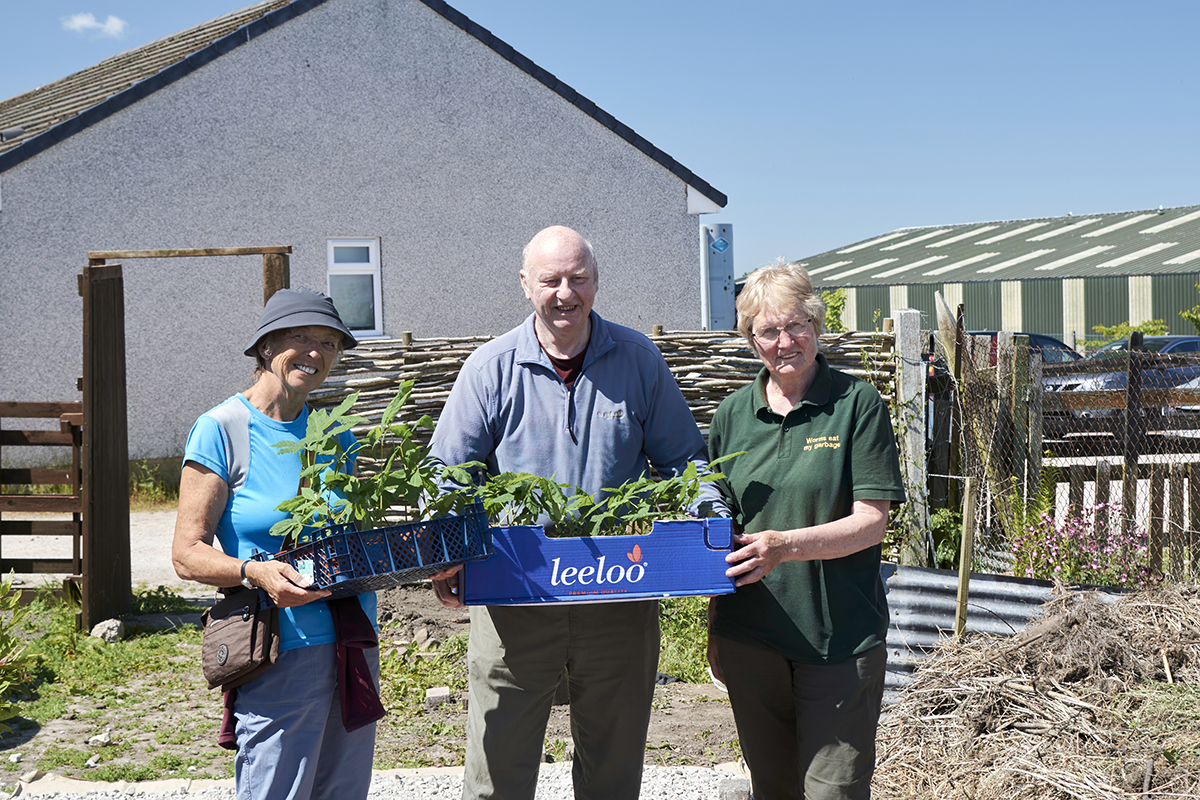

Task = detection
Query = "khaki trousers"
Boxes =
[462,601,659,800]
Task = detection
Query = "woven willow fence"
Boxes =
[309,321,930,563]
[309,328,900,442]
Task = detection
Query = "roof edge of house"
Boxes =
[0,0,729,209]
[417,0,725,208]
[0,0,329,174]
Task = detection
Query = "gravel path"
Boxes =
[13,764,751,798]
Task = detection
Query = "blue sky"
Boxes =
[4,1,1200,275]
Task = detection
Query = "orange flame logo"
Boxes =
[627,544,643,563]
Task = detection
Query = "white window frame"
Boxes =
[326,237,383,338]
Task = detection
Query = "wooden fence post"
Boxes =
[1122,332,1144,540]
[1096,461,1111,536]
[1148,464,1165,577]
[1028,355,1043,498]
[263,252,290,302]
[955,476,979,640]
[892,309,929,566]
[1168,463,1185,579]
[1190,463,1200,577]
[80,261,132,627]
[1010,334,1031,495]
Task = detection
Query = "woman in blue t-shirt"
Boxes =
[172,287,380,800]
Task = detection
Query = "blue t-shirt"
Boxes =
[183,393,377,651]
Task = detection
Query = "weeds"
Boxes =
[131,585,203,615]
[128,459,178,511]
[0,575,37,731]
[379,634,469,707]
[8,590,224,783]
[930,508,963,570]
[658,597,709,683]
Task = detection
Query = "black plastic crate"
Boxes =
[254,503,493,599]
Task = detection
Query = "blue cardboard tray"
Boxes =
[462,517,734,605]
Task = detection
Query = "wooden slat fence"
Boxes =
[957,330,1200,580]
[1041,460,1200,582]
[0,402,84,591]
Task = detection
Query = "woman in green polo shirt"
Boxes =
[706,260,906,800]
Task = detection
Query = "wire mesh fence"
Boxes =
[935,332,1200,583]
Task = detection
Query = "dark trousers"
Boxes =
[715,635,886,800]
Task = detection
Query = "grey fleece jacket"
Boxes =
[429,311,727,521]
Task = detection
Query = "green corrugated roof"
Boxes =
[803,204,1200,288]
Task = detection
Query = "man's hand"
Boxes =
[430,564,464,608]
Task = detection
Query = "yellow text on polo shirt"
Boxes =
[803,435,842,452]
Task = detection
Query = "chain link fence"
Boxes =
[930,331,1200,583]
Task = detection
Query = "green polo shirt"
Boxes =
[708,354,906,665]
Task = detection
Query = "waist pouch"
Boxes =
[200,586,280,692]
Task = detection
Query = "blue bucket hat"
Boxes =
[244,287,359,357]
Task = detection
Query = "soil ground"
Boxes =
[373,585,741,769]
[0,513,740,786]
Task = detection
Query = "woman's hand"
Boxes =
[173,463,331,605]
[724,529,795,587]
[243,559,331,607]
[723,500,891,587]
[430,564,464,609]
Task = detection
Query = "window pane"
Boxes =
[333,246,371,264]
[329,274,376,330]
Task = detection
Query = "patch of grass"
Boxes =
[129,459,179,511]
[20,596,202,722]
[90,764,160,782]
[149,752,209,772]
[658,596,709,683]
[131,585,203,615]
[37,745,91,771]
[379,634,469,706]
[0,483,71,495]
[155,727,194,746]
[374,715,466,769]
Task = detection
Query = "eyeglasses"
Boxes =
[753,317,813,345]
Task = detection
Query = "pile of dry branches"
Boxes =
[876,586,1200,799]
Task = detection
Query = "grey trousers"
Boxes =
[234,643,379,800]
[462,601,660,800]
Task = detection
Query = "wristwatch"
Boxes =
[240,560,256,590]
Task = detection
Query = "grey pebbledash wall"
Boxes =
[0,0,718,463]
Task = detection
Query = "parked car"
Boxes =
[1043,338,1200,437]
[968,331,1083,364]
[1087,335,1200,358]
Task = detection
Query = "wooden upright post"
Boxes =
[955,477,979,640]
[892,309,930,566]
[263,252,290,302]
[80,260,132,626]
[1122,332,1144,540]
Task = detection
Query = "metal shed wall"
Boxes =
[906,284,938,331]
[1019,278,1064,336]
[1084,276,1129,340]
[855,286,890,330]
[1154,272,1200,334]
[963,282,1001,330]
